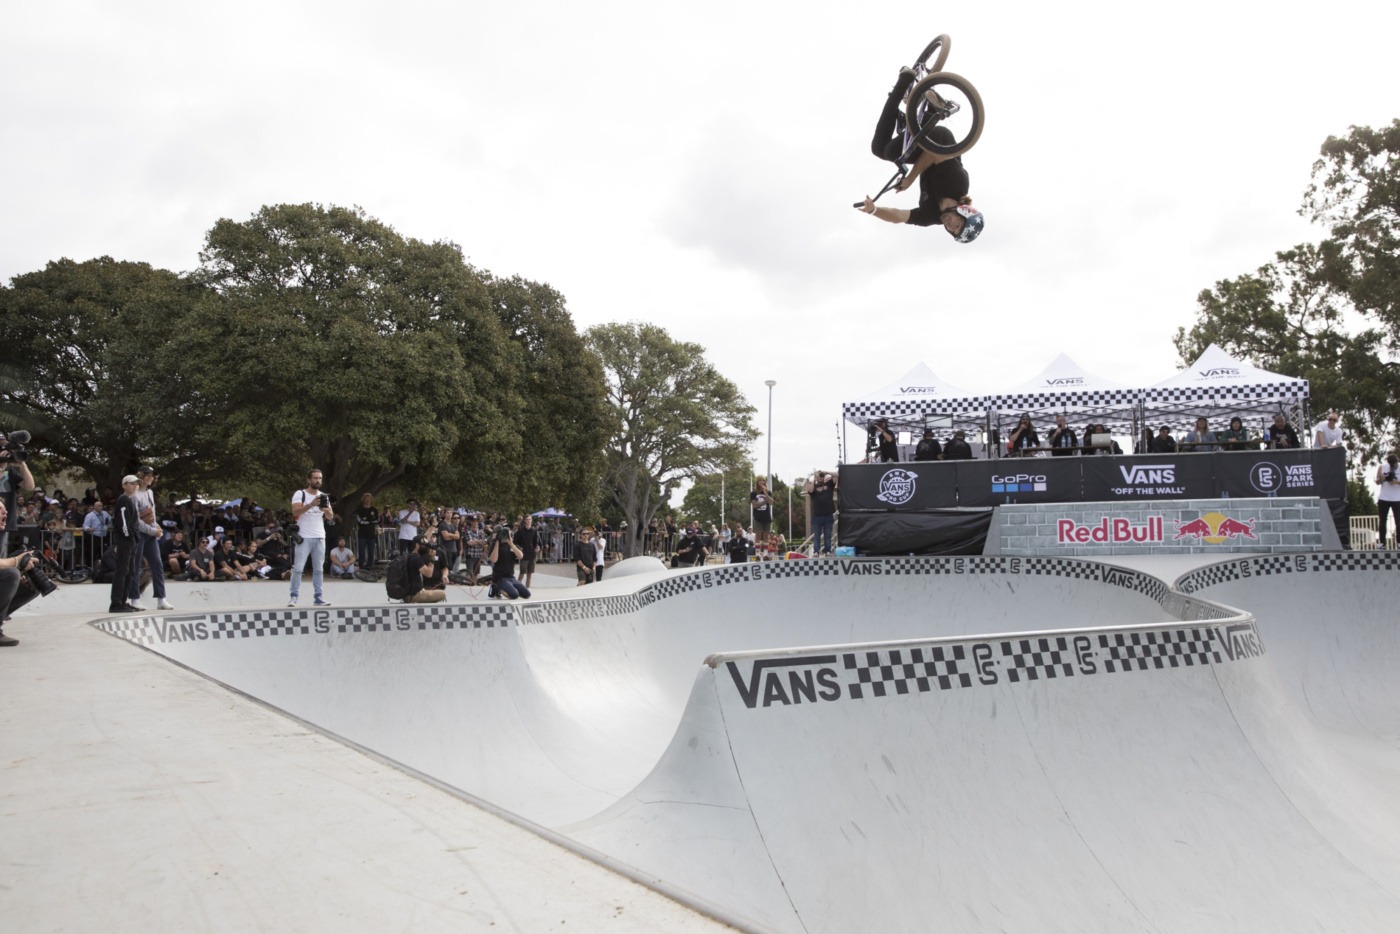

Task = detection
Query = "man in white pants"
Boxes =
[288,468,334,607]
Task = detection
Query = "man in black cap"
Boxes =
[913,430,942,461]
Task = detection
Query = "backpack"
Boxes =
[385,554,410,600]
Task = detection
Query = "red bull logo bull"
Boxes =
[1172,512,1258,544]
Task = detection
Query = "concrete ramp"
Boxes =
[93,556,1400,932]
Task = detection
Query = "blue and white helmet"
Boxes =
[949,203,984,244]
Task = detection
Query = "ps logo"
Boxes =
[1250,462,1283,494]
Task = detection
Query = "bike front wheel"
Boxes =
[905,72,985,157]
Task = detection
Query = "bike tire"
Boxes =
[57,567,93,584]
[915,34,951,74]
[905,72,985,157]
[353,568,383,583]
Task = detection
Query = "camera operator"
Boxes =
[1376,453,1400,549]
[0,430,37,558]
[804,470,839,557]
[871,419,898,463]
[288,468,334,607]
[487,525,531,599]
[404,539,447,603]
[108,476,141,614]
[0,503,44,644]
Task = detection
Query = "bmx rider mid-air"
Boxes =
[858,66,984,243]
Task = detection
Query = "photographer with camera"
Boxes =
[287,468,334,607]
[1376,453,1400,549]
[804,470,839,557]
[108,476,142,614]
[0,430,37,558]
[486,524,531,599]
[869,419,898,463]
[0,502,52,645]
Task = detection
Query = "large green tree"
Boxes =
[587,322,758,556]
[1175,120,1400,463]
[0,257,209,495]
[486,276,609,517]
[184,203,526,507]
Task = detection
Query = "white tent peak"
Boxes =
[1005,353,1128,395]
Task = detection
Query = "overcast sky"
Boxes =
[4,1,1397,489]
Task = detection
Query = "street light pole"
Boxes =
[764,380,776,502]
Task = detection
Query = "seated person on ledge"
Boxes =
[1147,425,1178,454]
[1219,416,1254,451]
[1182,417,1218,452]
[1266,414,1299,449]
[1007,415,1039,456]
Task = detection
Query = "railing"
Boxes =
[1349,515,1396,551]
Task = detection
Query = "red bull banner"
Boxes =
[1057,516,1165,544]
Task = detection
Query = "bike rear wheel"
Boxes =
[905,72,985,157]
[914,35,951,75]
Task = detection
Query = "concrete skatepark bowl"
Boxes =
[93,552,1400,933]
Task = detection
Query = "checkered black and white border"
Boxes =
[983,387,1143,412]
[843,397,988,420]
[94,554,1256,652]
[1176,550,1400,595]
[817,622,1251,704]
[1141,379,1309,406]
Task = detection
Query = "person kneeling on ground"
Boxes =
[0,543,45,646]
[403,540,446,604]
[487,526,531,599]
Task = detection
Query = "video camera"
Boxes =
[0,429,32,464]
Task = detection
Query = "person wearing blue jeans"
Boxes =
[128,466,172,611]
[805,470,838,557]
[486,526,531,600]
[288,468,334,607]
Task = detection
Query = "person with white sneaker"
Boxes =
[127,466,174,611]
[288,468,334,608]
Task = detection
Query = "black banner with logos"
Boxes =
[1214,447,1346,501]
[838,510,992,555]
[838,463,957,511]
[954,457,1084,508]
[1081,453,1217,501]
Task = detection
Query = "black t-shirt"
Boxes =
[907,157,970,227]
[214,548,237,570]
[1049,426,1078,455]
[354,505,378,536]
[750,490,772,521]
[406,553,428,596]
[943,439,973,460]
[913,438,941,461]
[809,479,837,517]
[513,526,537,560]
[574,539,596,567]
[1149,435,1178,454]
[492,539,516,579]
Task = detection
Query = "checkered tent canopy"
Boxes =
[841,362,988,432]
[1141,344,1310,417]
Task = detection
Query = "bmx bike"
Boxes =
[4,540,92,585]
[854,34,986,208]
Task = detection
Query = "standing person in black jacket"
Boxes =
[108,475,141,613]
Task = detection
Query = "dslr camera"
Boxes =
[0,429,31,464]
[1386,455,1398,483]
[317,493,330,509]
[496,525,512,543]
[16,551,56,599]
